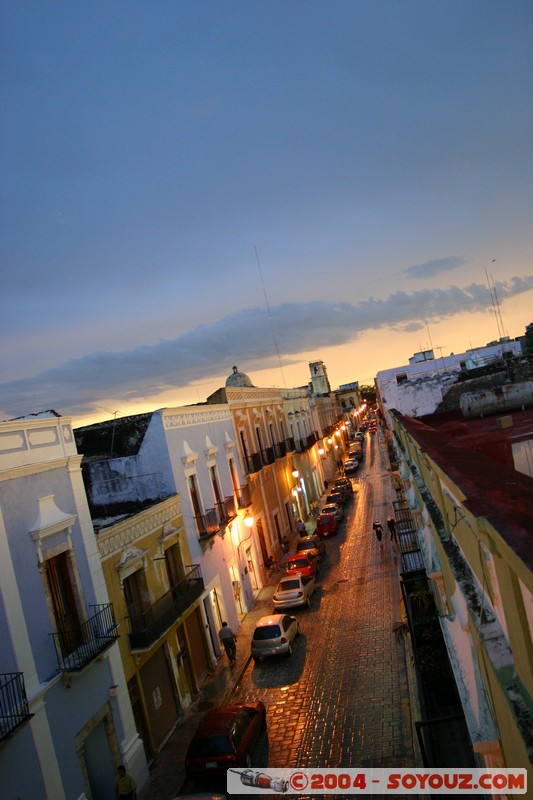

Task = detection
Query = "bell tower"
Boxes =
[309,360,331,395]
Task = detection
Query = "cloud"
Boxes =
[1,276,532,420]
[403,256,465,279]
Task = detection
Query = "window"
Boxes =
[396,373,408,385]
[165,544,184,591]
[210,466,223,505]
[123,569,150,630]
[188,474,203,517]
[44,551,82,656]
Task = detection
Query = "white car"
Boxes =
[272,573,316,610]
[321,502,344,522]
[251,614,299,661]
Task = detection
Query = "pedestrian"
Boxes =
[115,765,137,800]
[387,516,397,541]
[218,621,237,663]
[297,519,307,537]
[324,479,329,490]
[281,535,289,554]
[373,521,384,551]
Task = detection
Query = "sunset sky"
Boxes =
[1,1,532,426]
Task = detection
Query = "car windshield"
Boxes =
[278,579,301,591]
[253,625,281,640]
[288,558,308,569]
[187,735,233,757]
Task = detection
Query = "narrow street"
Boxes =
[227,429,416,791]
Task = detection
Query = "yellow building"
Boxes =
[390,407,533,776]
[96,494,208,760]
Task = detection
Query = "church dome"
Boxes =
[225,365,255,388]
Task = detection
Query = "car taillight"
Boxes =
[297,591,303,597]
[280,637,287,643]
[273,595,278,601]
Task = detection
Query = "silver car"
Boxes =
[272,573,316,610]
[251,614,299,661]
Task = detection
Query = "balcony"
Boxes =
[235,485,252,508]
[196,507,220,538]
[284,437,296,453]
[273,441,287,460]
[0,673,33,743]
[216,495,237,525]
[50,604,119,672]
[127,565,204,650]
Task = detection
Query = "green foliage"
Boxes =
[359,384,377,403]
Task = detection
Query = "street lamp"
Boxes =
[244,511,254,528]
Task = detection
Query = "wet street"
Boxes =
[228,431,415,794]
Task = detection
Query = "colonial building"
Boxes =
[75,402,254,701]
[389,402,533,774]
[0,412,147,800]
[375,339,523,428]
[94,494,207,761]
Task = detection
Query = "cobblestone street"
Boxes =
[230,434,414,778]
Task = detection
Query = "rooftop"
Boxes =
[395,407,533,572]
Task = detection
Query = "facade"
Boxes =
[375,339,523,428]
[390,407,533,774]
[0,413,147,800]
[96,494,206,760]
[75,404,254,707]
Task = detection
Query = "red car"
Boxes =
[185,702,267,777]
[286,553,319,578]
[315,511,339,538]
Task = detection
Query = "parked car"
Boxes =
[325,490,348,506]
[321,502,343,522]
[251,614,299,661]
[334,477,353,494]
[185,702,267,777]
[344,459,359,475]
[315,511,339,538]
[286,553,319,578]
[272,573,316,609]
[295,534,326,560]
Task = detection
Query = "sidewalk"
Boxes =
[138,490,332,800]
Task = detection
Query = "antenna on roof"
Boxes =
[484,262,507,340]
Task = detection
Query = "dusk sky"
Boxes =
[1,1,532,425]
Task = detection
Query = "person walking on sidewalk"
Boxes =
[387,516,397,542]
[219,621,237,663]
[373,521,384,552]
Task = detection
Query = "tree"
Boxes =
[359,385,377,403]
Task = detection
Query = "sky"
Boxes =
[1,0,532,426]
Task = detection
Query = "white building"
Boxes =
[0,412,147,800]
[375,340,522,427]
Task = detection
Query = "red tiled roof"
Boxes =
[397,409,533,572]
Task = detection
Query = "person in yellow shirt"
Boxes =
[115,764,137,800]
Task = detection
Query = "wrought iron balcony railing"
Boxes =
[50,604,119,672]
[216,495,237,524]
[235,484,252,508]
[196,507,220,538]
[273,441,287,459]
[126,565,204,650]
[0,672,33,743]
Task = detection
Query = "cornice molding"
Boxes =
[163,408,231,429]
[97,499,182,558]
[0,455,82,482]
